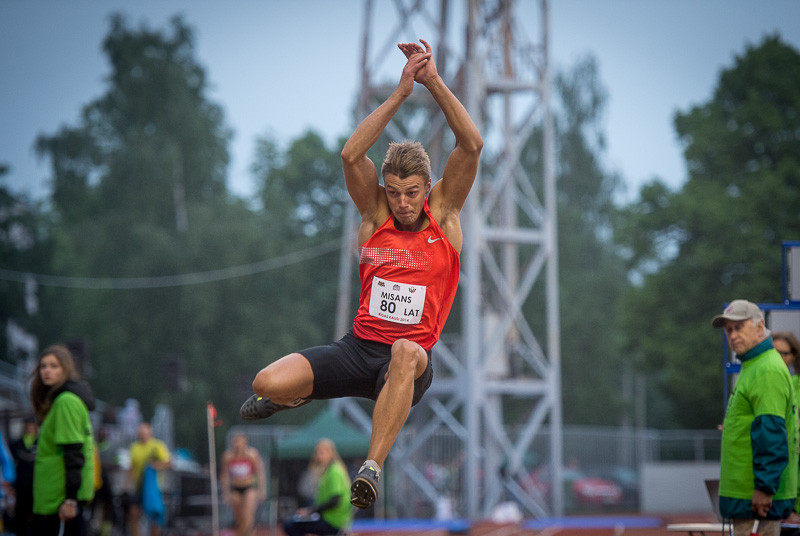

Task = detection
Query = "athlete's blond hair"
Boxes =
[381,141,431,181]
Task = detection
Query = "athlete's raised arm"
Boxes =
[341,46,432,225]
[399,39,482,214]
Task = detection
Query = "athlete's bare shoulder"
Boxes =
[357,190,391,246]
[428,184,463,252]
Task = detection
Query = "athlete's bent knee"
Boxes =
[252,353,313,401]
[251,368,276,398]
[391,338,418,358]
[391,339,426,373]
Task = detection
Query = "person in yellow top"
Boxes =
[127,422,171,536]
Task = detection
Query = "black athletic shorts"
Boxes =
[299,330,433,406]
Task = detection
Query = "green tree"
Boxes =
[507,56,628,427]
[616,35,800,428]
[524,57,629,425]
[254,130,349,241]
[249,130,348,393]
[32,14,277,455]
[552,58,628,425]
[0,167,48,363]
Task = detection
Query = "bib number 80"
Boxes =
[380,300,397,314]
[368,276,426,324]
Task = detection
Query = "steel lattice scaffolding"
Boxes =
[333,0,563,518]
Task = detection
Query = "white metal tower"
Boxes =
[334,0,563,518]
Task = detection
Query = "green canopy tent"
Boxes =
[274,408,369,459]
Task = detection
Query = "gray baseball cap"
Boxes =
[711,299,764,328]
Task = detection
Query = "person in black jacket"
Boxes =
[9,416,38,536]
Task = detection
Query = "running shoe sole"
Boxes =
[350,474,378,508]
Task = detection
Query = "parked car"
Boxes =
[526,465,623,510]
[586,465,639,508]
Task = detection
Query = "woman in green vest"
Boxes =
[29,344,96,536]
[283,438,352,536]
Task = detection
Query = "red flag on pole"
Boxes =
[207,402,223,427]
[206,401,221,536]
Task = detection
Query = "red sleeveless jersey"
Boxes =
[352,200,460,351]
[228,456,256,481]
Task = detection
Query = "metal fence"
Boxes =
[228,422,722,519]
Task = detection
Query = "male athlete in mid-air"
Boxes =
[240,38,482,509]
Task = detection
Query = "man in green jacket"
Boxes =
[714,299,799,536]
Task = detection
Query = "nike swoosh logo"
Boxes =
[428,237,442,243]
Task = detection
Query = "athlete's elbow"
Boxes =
[472,135,484,154]
[459,135,483,156]
[341,145,362,166]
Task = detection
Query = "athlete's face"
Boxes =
[722,318,765,356]
[39,354,67,387]
[384,173,430,231]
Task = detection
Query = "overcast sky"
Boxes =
[1,0,799,202]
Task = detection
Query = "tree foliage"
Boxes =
[29,15,344,455]
[249,130,347,373]
[0,168,48,363]
[616,35,800,428]
[253,130,348,240]
[6,16,798,465]
[549,57,628,425]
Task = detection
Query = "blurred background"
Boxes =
[1,0,800,530]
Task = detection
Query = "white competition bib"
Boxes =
[368,276,427,324]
